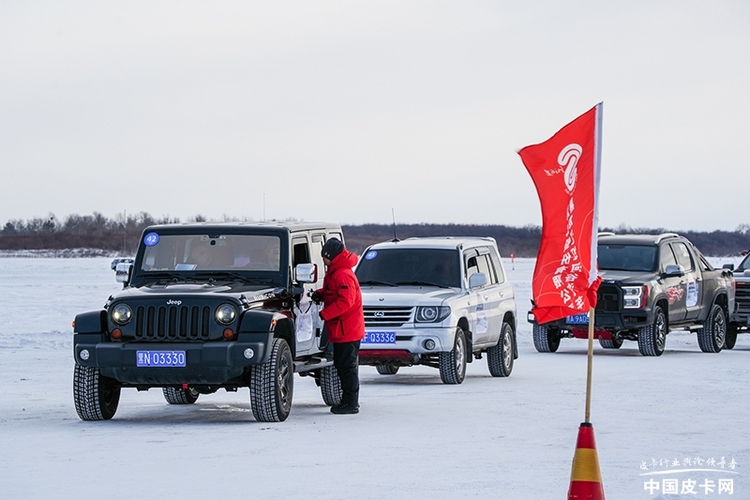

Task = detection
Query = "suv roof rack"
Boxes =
[656,232,680,243]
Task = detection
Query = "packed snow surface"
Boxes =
[0,257,747,500]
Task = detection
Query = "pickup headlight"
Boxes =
[622,285,648,309]
[215,304,237,325]
[415,306,451,323]
[111,304,132,325]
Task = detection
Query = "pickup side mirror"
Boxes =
[115,263,133,285]
[723,263,735,271]
[295,263,318,284]
[663,264,684,277]
[469,272,488,289]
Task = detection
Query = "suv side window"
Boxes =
[659,244,678,271]
[465,251,495,286]
[671,242,695,272]
[476,251,497,285]
[488,249,505,283]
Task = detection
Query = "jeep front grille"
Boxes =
[364,306,413,328]
[596,285,621,312]
[134,305,211,341]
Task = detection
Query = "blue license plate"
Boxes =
[362,332,396,344]
[567,313,589,325]
[136,350,186,367]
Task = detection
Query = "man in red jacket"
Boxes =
[313,238,365,415]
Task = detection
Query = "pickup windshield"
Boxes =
[737,254,750,272]
[356,248,460,288]
[598,244,656,272]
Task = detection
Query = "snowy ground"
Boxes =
[0,257,747,500]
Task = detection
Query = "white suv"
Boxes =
[354,237,517,384]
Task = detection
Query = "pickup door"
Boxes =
[671,241,704,322]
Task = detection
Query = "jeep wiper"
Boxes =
[145,272,192,283]
[358,279,397,287]
[395,280,450,288]
[195,272,275,285]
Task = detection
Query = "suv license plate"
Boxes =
[362,332,396,344]
[567,313,589,325]
[136,350,186,367]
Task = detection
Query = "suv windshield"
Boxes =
[140,233,281,272]
[598,244,656,272]
[356,248,460,288]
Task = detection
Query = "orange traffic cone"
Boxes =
[568,422,605,499]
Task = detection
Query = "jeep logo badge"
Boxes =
[166,299,182,306]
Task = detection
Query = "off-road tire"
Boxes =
[439,327,467,384]
[638,305,667,356]
[73,365,121,421]
[376,364,400,375]
[250,338,294,422]
[487,321,514,377]
[598,336,623,349]
[532,324,560,353]
[697,303,726,353]
[162,387,200,404]
[725,323,738,350]
[319,365,342,406]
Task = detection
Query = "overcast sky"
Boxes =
[1,1,748,232]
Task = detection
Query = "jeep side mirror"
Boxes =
[663,264,684,277]
[469,272,488,289]
[115,263,133,286]
[295,263,318,283]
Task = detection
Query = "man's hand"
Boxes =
[311,290,323,304]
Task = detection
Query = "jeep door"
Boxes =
[659,243,687,323]
[292,233,325,355]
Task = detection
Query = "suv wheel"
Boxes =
[638,305,667,356]
[319,365,343,406]
[697,303,726,353]
[162,386,199,405]
[250,338,294,422]
[598,336,623,349]
[487,321,514,377]
[725,323,738,350]
[532,324,560,353]
[73,365,121,421]
[376,364,400,375]
[439,327,467,384]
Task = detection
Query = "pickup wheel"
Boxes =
[638,305,667,356]
[725,323,738,350]
[697,303,726,353]
[73,365,121,421]
[439,327,467,384]
[532,324,560,353]
[376,364,400,375]
[598,336,623,349]
[487,321,514,377]
[319,365,343,406]
[162,387,199,404]
[250,338,294,422]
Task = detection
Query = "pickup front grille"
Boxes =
[364,306,413,328]
[596,284,621,312]
[736,282,750,313]
[134,305,211,341]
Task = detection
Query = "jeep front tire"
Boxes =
[250,338,294,422]
[73,365,121,421]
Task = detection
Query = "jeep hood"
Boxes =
[360,286,461,306]
[113,283,278,303]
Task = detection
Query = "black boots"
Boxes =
[331,402,359,415]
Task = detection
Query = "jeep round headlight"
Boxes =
[111,304,132,325]
[415,306,451,323]
[215,304,237,325]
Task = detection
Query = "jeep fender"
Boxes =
[73,310,107,334]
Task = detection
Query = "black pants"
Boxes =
[333,340,360,407]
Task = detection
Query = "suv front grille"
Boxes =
[596,284,621,312]
[134,305,211,341]
[364,306,413,328]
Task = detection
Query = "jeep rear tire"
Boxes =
[439,327,467,384]
[532,324,560,353]
[163,386,199,404]
[376,364,400,375]
[319,365,343,406]
[250,338,294,422]
[638,305,667,356]
[598,336,623,349]
[725,323,738,350]
[487,321,514,377]
[73,365,121,421]
[698,303,726,353]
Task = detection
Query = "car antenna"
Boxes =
[391,208,400,242]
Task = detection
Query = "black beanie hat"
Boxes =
[321,238,345,260]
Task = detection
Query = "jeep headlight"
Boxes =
[215,304,237,325]
[111,304,132,325]
[622,285,647,309]
[415,306,451,323]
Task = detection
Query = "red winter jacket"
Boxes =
[318,250,365,343]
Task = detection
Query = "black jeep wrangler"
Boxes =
[73,222,345,422]
[529,233,735,356]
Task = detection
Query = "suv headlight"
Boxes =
[622,285,648,309]
[415,306,451,323]
[111,304,133,325]
[215,304,237,325]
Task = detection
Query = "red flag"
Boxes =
[518,103,603,324]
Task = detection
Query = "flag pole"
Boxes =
[585,307,595,423]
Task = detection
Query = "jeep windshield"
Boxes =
[598,244,656,272]
[356,248,460,288]
[139,233,281,274]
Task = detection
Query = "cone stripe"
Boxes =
[570,448,602,482]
